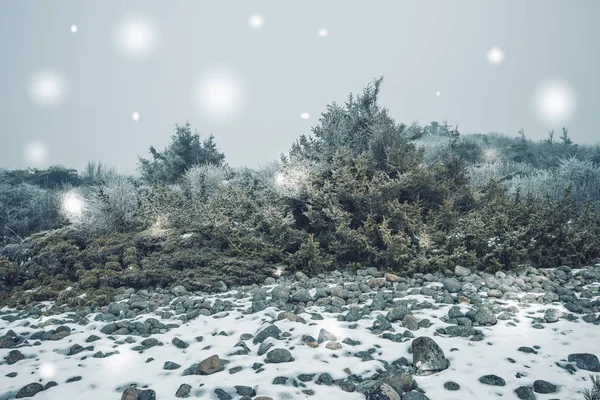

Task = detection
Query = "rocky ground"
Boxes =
[1,264,600,399]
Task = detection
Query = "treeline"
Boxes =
[1,78,600,306]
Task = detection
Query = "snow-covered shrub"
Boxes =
[467,161,536,189]
[583,375,600,400]
[76,176,145,234]
[184,164,231,201]
[0,179,62,243]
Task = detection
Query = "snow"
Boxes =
[60,191,85,222]
[0,280,598,399]
[28,70,66,108]
[436,91,441,97]
[300,112,310,120]
[24,140,49,166]
[114,15,159,60]
[318,29,328,37]
[193,67,245,123]
[486,47,504,65]
[248,14,264,30]
[132,111,140,121]
[533,80,576,126]
[70,25,77,33]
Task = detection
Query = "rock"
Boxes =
[139,390,156,400]
[387,306,410,322]
[318,328,337,343]
[5,349,24,365]
[479,375,505,386]
[401,391,430,400]
[253,324,282,344]
[471,307,497,326]
[197,354,222,375]
[380,371,415,394]
[514,386,536,400]
[15,383,44,398]
[318,373,334,385]
[402,315,419,331]
[533,380,558,394]
[442,278,462,293]
[235,386,256,397]
[164,361,181,370]
[172,337,189,349]
[443,381,460,391]
[544,308,562,323]
[171,285,188,296]
[346,307,363,322]
[568,353,600,372]
[325,341,342,350]
[454,265,471,277]
[86,334,101,343]
[292,289,311,303]
[412,336,449,374]
[176,384,192,398]
[266,348,293,363]
[214,388,232,400]
[365,382,401,400]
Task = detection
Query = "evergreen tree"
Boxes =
[138,123,225,183]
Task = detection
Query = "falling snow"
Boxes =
[28,70,66,108]
[486,47,504,65]
[533,80,576,126]
[248,14,264,29]
[132,111,140,121]
[114,15,159,59]
[24,140,49,166]
[193,67,245,123]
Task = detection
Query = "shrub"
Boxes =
[138,122,226,183]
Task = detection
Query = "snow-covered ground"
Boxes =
[1,274,599,399]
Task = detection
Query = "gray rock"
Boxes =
[266,348,293,363]
[443,381,460,391]
[412,336,449,374]
[172,337,189,349]
[479,375,505,386]
[318,328,337,343]
[402,315,419,331]
[164,361,181,370]
[514,386,536,400]
[454,265,471,277]
[533,380,557,394]
[442,278,462,293]
[387,306,410,322]
[15,383,44,398]
[365,382,401,400]
[401,391,430,400]
[5,349,24,365]
[176,384,192,398]
[292,289,312,303]
[253,324,282,344]
[568,353,600,372]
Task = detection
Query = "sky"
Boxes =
[0,0,599,173]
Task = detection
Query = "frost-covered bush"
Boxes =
[467,161,537,189]
[76,176,145,234]
[0,178,63,243]
[184,164,232,201]
[583,375,600,400]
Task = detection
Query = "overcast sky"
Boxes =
[1,0,598,173]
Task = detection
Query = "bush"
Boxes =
[138,122,226,183]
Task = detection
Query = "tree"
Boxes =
[138,123,226,183]
[560,127,572,146]
[544,130,554,145]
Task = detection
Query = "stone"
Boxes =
[176,384,192,398]
[197,354,222,375]
[401,391,430,400]
[412,336,449,374]
[568,353,600,372]
[266,348,293,363]
[533,380,558,394]
[387,306,410,322]
[443,381,460,391]
[454,265,471,277]
[318,328,337,343]
[253,324,282,344]
[442,278,462,293]
[365,383,401,400]
[15,383,44,399]
[479,375,505,386]
[172,337,189,349]
[5,349,24,365]
[514,386,536,400]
